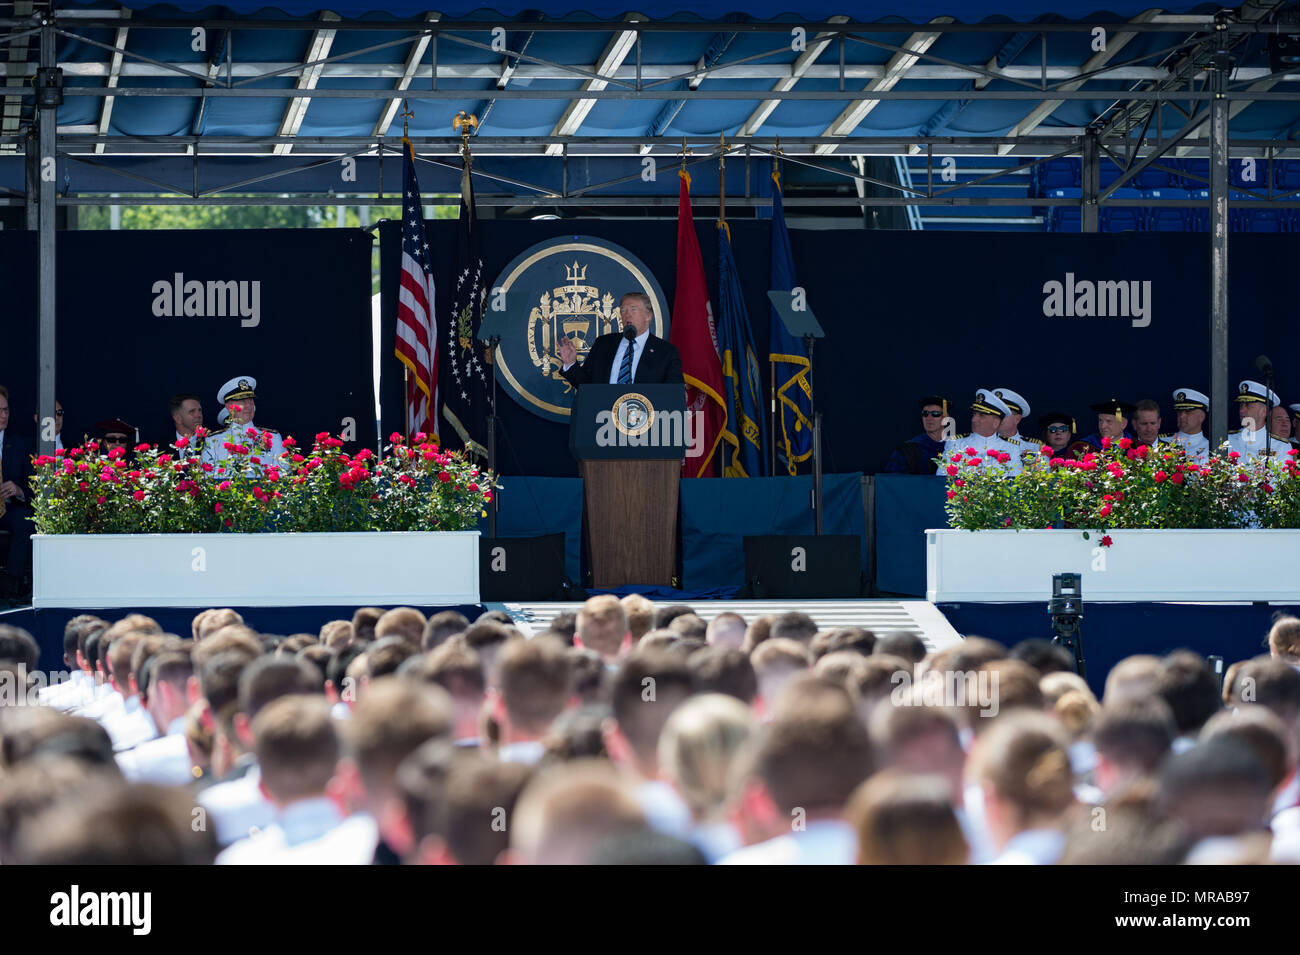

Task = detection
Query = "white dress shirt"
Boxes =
[987,828,1066,865]
[102,695,159,752]
[718,819,858,865]
[217,799,378,865]
[1172,430,1209,463]
[939,432,1023,476]
[607,329,649,384]
[116,717,194,785]
[200,764,275,848]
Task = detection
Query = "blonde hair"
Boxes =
[1268,615,1300,663]
[620,594,655,641]
[577,595,628,656]
[971,711,1075,826]
[658,694,756,819]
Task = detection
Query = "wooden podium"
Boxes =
[570,385,685,588]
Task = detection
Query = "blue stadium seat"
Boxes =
[1230,158,1270,191]
[1045,188,1081,232]
[1179,159,1209,190]
[1188,188,1210,231]
[1132,165,1177,189]
[1141,188,1191,231]
[1275,161,1300,192]
[1236,209,1287,233]
[1101,187,1146,232]
[1033,158,1078,195]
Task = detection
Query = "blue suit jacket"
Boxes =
[0,430,33,503]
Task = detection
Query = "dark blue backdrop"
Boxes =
[1,229,375,451]
[381,223,1300,477]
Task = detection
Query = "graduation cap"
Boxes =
[1038,410,1076,433]
[95,418,139,443]
[1089,398,1136,420]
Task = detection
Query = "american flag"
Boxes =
[395,139,437,440]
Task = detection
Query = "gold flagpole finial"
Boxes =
[399,100,414,141]
[453,111,479,158]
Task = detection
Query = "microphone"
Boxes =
[1257,354,1274,378]
[622,325,637,343]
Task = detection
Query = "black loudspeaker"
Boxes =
[479,534,569,601]
[742,535,864,599]
[1268,14,1300,74]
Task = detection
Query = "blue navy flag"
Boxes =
[769,162,813,476]
[394,139,436,440]
[440,152,488,459]
[717,221,766,477]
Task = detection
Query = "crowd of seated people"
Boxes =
[1,597,1297,865]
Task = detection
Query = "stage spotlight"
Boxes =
[1047,572,1087,679]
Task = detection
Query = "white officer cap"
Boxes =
[993,388,1029,418]
[218,376,258,405]
[1236,380,1281,407]
[217,408,230,426]
[1290,403,1300,416]
[1172,388,1209,412]
[972,388,1012,418]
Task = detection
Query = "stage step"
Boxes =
[487,599,963,654]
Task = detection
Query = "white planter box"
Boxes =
[33,532,479,609]
[927,528,1300,603]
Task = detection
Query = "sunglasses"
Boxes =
[921,410,945,418]
[104,436,128,444]
[1047,425,1071,433]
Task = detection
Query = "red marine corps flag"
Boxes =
[671,169,726,477]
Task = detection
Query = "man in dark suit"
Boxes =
[0,385,34,597]
[557,292,684,388]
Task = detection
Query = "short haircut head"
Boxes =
[1156,651,1222,736]
[1268,615,1300,663]
[0,625,39,671]
[364,636,416,680]
[422,610,470,653]
[1009,638,1075,676]
[576,595,628,657]
[351,607,385,643]
[769,611,818,645]
[874,632,927,665]
[0,710,117,771]
[609,651,694,765]
[62,615,105,663]
[846,771,968,865]
[199,651,253,720]
[254,695,339,802]
[375,607,427,648]
[421,641,486,701]
[544,612,578,646]
[497,637,572,735]
[510,760,644,865]
[1135,398,1161,414]
[319,619,355,652]
[1228,656,1300,725]
[742,615,774,654]
[652,604,694,631]
[238,656,324,723]
[704,612,746,650]
[567,648,607,704]
[1104,654,1163,705]
[16,783,216,865]
[1200,707,1294,791]
[1157,736,1271,840]
[1093,697,1176,776]
[347,678,452,799]
[442,754,534,865]
[196,608,243,641]
[688,646,758,705]
[754,675,874,814]
[667,614,707,640]
[168,393,200,415]
[620,594,655,642]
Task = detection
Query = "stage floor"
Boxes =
[490,599,965,654]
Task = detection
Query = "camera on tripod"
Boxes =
[1047,572,1086,678]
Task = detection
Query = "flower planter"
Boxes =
[32,531,479,609]
[926,528,1300,603]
